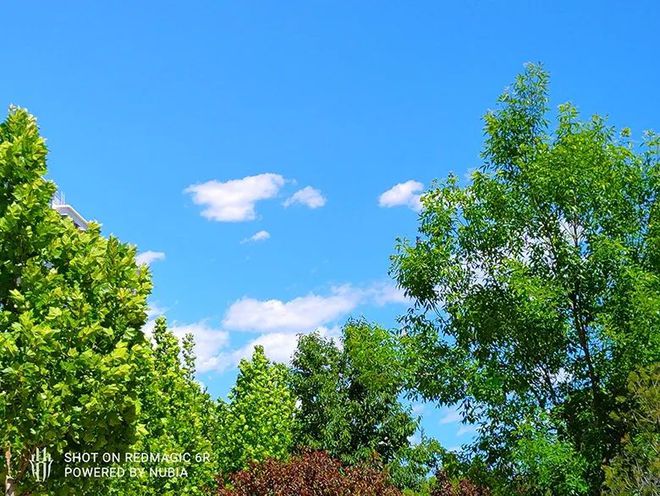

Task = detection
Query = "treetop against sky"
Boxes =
[1,0,658,451]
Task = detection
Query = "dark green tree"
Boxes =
[391,64,659,494]
[603,364,659,495]
[290,320,418,467]
[0,108,152,495]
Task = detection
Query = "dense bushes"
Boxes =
[430,470,490,496]
[217,450,402,496]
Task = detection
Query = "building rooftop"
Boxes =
[51,191,88,230]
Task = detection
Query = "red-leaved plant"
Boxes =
[216,450,402,496]
[430,470,491,496]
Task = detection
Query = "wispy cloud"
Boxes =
[185,173,285,222]
[222,282,408,334]
[367,281,410,306]
[378,180,424,212]
[146,302,167,319]
[283,186,326,209]
[457,424,477,437]
[439,405,463,425]
[136,250,166,266]
[241,230,271,243]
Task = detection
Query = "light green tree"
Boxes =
[108,317,218,495]
[0,108,152,495]
[391,64,659,494]
[216,345,295,475]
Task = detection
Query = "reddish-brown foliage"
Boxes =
[216,450,402,496]
[430,470,491,496]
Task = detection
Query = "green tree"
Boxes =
[391,65,659,494]
[217,345,295,475]
[108,317,218,495]
[509,414,588,495]
[0,108,152,495]
[603,364,660,495]
[290,320,418,467]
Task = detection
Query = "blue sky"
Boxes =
[2,1,658,451]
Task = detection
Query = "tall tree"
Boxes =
[290,320,418,466]
[108,317,218,495]
[217,346,295,475]
[0,108,152,495]
[391,65,659,494]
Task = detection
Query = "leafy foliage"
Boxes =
[388,437,444,492]
[0,107,152,495]
[391,64,660,493]
[217,345,295,475]
[509,415,588,494]
[603,364,660,495]
[291,320,417,466]
[108,317,218,495]
[430,470,491,496]
[217,450,402,496]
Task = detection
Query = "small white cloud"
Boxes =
[368,282,410,306]
[170,321,230,373]
[439,406,462,425]
[378,180,424,212]
[284,186,326,209]
[408,432,422,445]
[185,173,285,222]
[411,403,426,416]
[136,251,166,266]
[457,424,477,437]
[146,303,167,319]
[241,230,271,244]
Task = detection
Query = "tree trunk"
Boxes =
[5,477,17,496]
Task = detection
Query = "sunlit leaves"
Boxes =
[391,64,659,494]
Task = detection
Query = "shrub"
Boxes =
[217,450,402,496]
[430,470,491,496]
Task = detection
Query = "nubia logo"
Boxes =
[30,448,53,482]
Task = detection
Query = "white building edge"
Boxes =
[50,191,88,230]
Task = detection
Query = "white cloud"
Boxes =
[457,424,477,437]
[222,282,408,334]
[223,285,362,333]
[136,251,166,266]
[241,230,271,243]
[169,321,230,373]
[228,332,300,366]
[439,405,463,425]
[283,186,326,209]
[146,303,167,320]
[368,282,410,306]
[378,180,424,212]
[220,325,341,371]
[185,173,285,222]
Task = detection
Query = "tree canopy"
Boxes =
[291,320,418,465]
[0,108,152,495]
[391,64,660,494]
[216,345,295,475]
